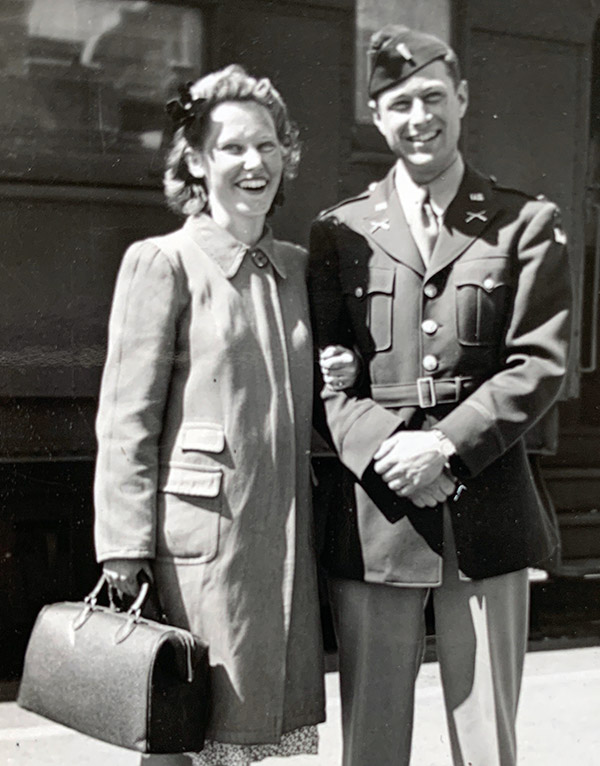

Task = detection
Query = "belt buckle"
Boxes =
[416,376,436,408]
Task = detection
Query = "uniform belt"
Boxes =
[371,376,482,409]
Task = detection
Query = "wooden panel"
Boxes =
[464,26,588,398]
[465,0,599,44]
[0,187,178,398]
[466,30,582,226]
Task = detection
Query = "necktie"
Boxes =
[415,186,439,265]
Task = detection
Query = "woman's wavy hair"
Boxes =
[163,65,300,217]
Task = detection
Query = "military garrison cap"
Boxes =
[368,25,457,99]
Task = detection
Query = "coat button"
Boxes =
[424,283,438,298]
[250,249,269,268]
[422,319,438,335]
[423,354,439,372]
[483,277,495,291]
[354,286,365,298]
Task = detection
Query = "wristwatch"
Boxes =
[431,429,457,460]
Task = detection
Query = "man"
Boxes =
[308,25,571,766]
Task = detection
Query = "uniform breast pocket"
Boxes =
[157,465,223,563]
[454,259,511,346]
[343,268,395,352]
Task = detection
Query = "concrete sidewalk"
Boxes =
[1,645,599,765]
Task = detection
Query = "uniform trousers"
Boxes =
[329,521,529,766]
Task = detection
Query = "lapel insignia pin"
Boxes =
[396,43,414,62]
[370,219,390,233]
[466,210,488,223]
[469,192,485,202]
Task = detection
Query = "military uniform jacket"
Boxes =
[308,164,571,584]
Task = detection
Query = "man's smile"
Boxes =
[405,129,441,145]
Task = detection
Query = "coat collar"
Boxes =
[362,169,426,277]
[427,166,504,278]
[183,214,286,279]
[362,164,504,279]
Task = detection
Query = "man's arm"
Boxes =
[373,201,571,490]
[308,216,416,480]
[435,201,571,477]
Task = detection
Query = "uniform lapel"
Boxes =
[362,170,426,277]
[427,166,504,279]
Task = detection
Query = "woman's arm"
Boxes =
[94,240,182,565]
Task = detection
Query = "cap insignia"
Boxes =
[396,42,414,63]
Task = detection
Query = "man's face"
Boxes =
[372,60,468,183]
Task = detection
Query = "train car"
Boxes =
[1,0,600,681]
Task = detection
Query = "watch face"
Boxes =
[433,430,456,458]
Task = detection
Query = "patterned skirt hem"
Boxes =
[188,724,318,765]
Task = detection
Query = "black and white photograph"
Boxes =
[0,2,598,765]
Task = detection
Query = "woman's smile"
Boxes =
[188,100,284,240]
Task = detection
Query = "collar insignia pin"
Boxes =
[370,218,390,233]
[469,192,485,202]
[466,210,488,223]
[375,201,388,212]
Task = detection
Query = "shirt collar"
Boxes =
[183,214,285,279]
[394,154,465,218]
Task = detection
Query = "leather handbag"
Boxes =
[17,575,210,753]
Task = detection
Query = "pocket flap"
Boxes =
[341,267,395,298]
[181,422,225,453]
[159,465,223,497]
[455,258,509,291]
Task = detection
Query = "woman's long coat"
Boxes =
[94,214,325,744]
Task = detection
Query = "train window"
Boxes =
[355,0,452,124]
[0,0,206,186]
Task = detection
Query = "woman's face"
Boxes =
[188,100,284,223]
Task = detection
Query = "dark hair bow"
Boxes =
[166,82,209,131]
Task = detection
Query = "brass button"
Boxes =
[422,319,438,335]
[483,277,495,291]
[424,283,438,299]
[354,286,365,298]
[250,249,269,268]
[423,354,439,372]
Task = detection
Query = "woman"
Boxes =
[94,65,355,765]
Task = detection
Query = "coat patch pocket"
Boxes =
[157,465,222,562]
[343,268,395,352]
[455,258,511,346]
[180,422,225,453]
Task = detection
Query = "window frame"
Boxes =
[0,0,216,189]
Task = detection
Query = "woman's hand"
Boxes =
[320,345,360,390]
[103,558,153,597]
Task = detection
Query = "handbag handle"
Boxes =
[73,575,197,680]
[72,575,150,633]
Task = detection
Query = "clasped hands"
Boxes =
[319,346,455,508]
[373,431,456,508]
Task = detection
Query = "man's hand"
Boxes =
[373,431,448,494]
[404,471,456,508]
[319,345,359,390]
